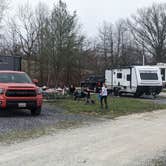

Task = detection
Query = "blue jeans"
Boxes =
[100,96,108,109]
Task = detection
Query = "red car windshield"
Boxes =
[0,73,32,83]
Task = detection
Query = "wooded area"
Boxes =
[0,1,166,86]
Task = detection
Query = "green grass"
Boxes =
[162,89,166,93]
[145,155,166,166]
[52,95,166,118]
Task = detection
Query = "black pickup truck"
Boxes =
[80,75,105,92]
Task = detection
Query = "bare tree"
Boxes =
[128,3,166,63]
[50,0,84,85]
[97,22,114,70]
[5,18,21,56]
[35,2,50,84]
[0,0,8,51]
[0,0,8,23]
[96,19,143,69]
[114,20,127,65]
[14,3,38,76]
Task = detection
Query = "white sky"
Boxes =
[10,0,166,37]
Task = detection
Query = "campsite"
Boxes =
[1,0,166,165]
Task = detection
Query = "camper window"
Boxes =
[127,74,131,81]
[140,73,158,80]
[117,73,122,79]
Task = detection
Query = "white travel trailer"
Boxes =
[156,63,166,86]
[105,66,162,97]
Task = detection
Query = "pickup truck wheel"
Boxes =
[31,107,41,116]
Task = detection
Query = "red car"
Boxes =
[0,71,43,116]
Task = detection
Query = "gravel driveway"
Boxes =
[0,110,166,166]
[0,103,100,135]
[0,93,165,135]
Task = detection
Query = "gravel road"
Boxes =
[0,109,166,166]
[0,103,99,134]
[0,93,164,135]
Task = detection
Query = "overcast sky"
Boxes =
[10,0,166,37]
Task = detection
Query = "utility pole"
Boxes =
[143,53,145,66]
[142,40,145,66]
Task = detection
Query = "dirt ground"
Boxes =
[0,93,165,136]
[0,109,166,166]
[0,103,99,136]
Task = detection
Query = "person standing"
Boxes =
[69,84,75,95]
[100,83,108,109]
[85,88,90,104]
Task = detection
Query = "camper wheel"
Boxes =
[152,92,157,98]
[114,87,120,96]
[134,92,143,98]
[119,91,123,96]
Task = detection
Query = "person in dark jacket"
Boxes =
[84,88,95,104]
[69,84,75,95]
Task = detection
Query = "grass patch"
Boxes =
[52,95,166,118]
[162,89,166,93]
[144,154,166,166]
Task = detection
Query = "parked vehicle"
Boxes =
[156,63,166,87]
[0,56,42,115]
[80,75,105,92]
[105,66,162,97]
[0,71,43,115]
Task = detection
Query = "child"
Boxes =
[100,83,108,109]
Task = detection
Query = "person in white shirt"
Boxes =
[100,83,108,109]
